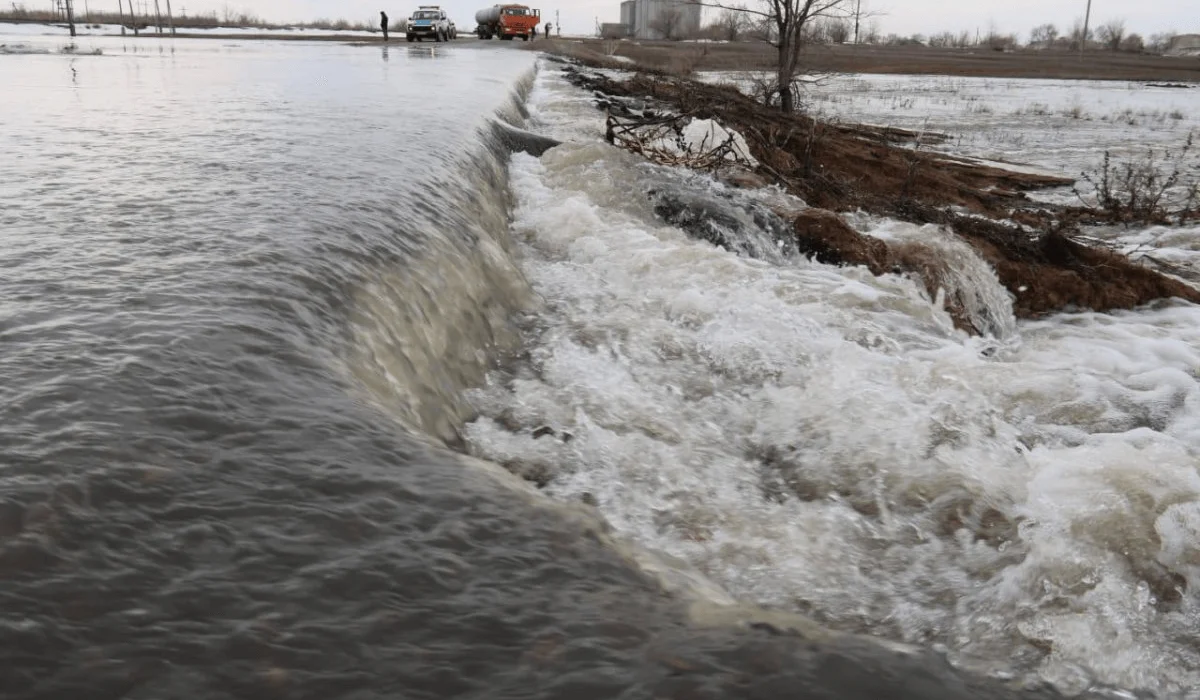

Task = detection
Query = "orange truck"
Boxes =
[474,4,541,41]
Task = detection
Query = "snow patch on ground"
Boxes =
[680,118,759,167]
[0,21,377,38]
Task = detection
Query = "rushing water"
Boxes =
[0,33,1197,700]
[465,67,1200,696]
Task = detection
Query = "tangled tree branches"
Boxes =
[605,113,759,171]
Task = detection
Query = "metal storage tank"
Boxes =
[677,1,701,38]
[1168,34,1200,56]
[633,0,653,39]
[633,0,700,40]
[620,0,636,35]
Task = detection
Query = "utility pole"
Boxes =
[164,0,173,34]
[853,0,861,44]
[1080,0,1092,59]
[118,0,125,33]
[555,9,559,36]
[153,0,162,32]
[128,0,137,35]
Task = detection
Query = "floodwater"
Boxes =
[469,69,1200,696]
[0,31,1197,700]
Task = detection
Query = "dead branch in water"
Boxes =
[605,113,757,171]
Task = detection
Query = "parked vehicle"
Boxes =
[474,4,541,41]
[406,6,452,42]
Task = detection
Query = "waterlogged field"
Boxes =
[705,71,1200,287]
[759,73,1198,180]
[817,73,1200,287]
[463,63,1200,697]
[0,20,378,38]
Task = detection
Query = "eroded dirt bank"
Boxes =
[559,62,1200,333]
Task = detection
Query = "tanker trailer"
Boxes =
[475,4,541,41]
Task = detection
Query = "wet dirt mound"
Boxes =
[793,208,892,274]
[568,69,1072,217]
[900,202,1200,317]
[563,65,1200,328]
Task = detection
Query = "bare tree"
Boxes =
[1029,23,1058,46]
[695,0,851,112]
[1095,18,1126,52]
[715,7,748,40]
[1121,33,1144,53]
[983,22,1015,51]
[743,14,773,41]
[1147,31,1176,54]
[826,17,850,43]
[927,31,951,48]
[929,29,980,49]
[861,19,880,44]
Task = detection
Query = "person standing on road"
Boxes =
[544,22,551,38]
[380,11,389,41]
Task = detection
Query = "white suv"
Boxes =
[406,6,452,42]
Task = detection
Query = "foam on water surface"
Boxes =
[464,63,1200,695]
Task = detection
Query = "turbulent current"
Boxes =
[2,31,1200,700]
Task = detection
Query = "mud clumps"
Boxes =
[580,71,1073,218]
[982,230,1200,316]
[792,205,1200,330]
[791,210,984,332]
[793,209,892,275]
[902,204,1200,317]
[564,66,1200,327]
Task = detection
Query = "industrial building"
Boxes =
[614,0,701,40]
[1167,34,1200,56]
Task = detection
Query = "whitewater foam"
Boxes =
[463,62,1200,695]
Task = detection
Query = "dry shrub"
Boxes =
[1076,132,1200,225]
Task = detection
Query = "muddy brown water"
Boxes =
[0,34,1153,700]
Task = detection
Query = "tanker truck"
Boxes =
[475,4,541,41]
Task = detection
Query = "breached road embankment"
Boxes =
[554,60,1199,335]
[446,60,1193,699]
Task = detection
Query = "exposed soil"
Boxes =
[558,62,1200,331]
[572,68,1070,218]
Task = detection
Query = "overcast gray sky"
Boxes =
[160,0,1194,39]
